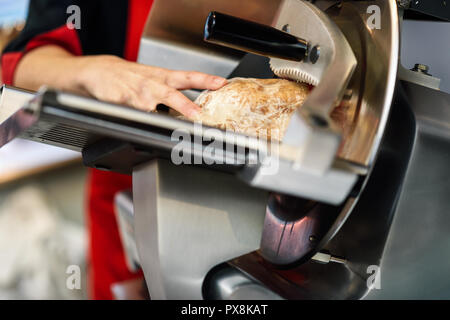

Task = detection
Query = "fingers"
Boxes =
[166,71,227,91]
[99,63,224,118]
[157,86,201,118]
[131,81,200,118]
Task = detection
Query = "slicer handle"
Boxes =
[204,11,309,62]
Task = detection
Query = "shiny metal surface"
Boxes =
[132,159,268,299]
[398,65,441,90]
[0,86,37,146]
[142,0,282,51]
[195,0,398,171]
[239,157,358,205]
[4,87,260,156]
[200,0,356,176]
[328,0,399,167]
[311,251,347,264]
[259,194,351,265]
[397,0,412,9]
[272,0,356,176]
[231,81,417,299]
[0,85,34,123]
[135,0,366,204]
[114,190,140,272]
[229,82,449,299]
[271,0,356,87]
[0,87,355,204]
[203,264,282,300]
[138,38,240,100]
[367,82,450,299]
[138,38,239,78]
[136,0,399,203]
[250,0,400,267]
[138,0,283,98]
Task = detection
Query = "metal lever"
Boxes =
[311,252,346,265]
[204,11,309,62]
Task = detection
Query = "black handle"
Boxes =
[204,11,308,62]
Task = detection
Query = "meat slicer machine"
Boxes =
[1,0,450,299]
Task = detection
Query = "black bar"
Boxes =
[204,11,309,62]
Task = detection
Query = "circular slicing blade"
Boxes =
[269,63,319,86]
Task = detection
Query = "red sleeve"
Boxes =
[124,0,153,62]
[1,25,82,85]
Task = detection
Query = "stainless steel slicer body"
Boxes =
[131,0,400,299]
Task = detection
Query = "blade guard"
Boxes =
[272,0,356,174]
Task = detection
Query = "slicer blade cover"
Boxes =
[269,0,357,178]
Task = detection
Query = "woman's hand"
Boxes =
[14,45,227,118]
[78,55,227,118]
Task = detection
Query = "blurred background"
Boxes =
[0,0,88,299]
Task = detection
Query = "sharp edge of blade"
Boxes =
[270,64,319,86]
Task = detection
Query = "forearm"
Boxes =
[12,45,226,117]
[13,45,91,95]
